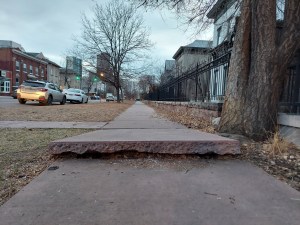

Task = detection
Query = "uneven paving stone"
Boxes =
[48,128,240,155]
[48,102,240,155]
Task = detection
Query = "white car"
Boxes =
[106,93,115,102]
[63,88,88,103]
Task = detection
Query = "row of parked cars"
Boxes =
[15,80,97,105]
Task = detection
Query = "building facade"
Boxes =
[66,56,82,77]
[46,60,61,85]
[97,53,115,94]
[59,68,81,89]
[173,40,212,75]
[173,40,212,101]
[58,56,83,90]
[207,0,239,48]
[161,60,175,85]
[0,41,48,96]
[26,52,61,85]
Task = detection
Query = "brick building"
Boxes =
[26,52,61,85]
[0,41,48,96]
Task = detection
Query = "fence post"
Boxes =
[195,63,198,102]
[292,59,300,113]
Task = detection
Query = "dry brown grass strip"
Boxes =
[0,128,93,206]
[0,101,133,122]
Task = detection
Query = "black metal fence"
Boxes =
[145,49,299,116]
[279,65,300,114]
[157,52,231,102]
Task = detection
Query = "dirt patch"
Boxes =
[238,141,300,191]
[149,102,300,191]
[0,101,133,122]
[63,152,211,172]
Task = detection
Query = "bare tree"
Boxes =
[121,77,138,99]
[82,70,98,94]
[131,0,300,140]
[138,74,158,99]
[139,75,157,91]
[131,0,217,33]
[73,0,152,102]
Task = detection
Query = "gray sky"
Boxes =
[1,0,212,66]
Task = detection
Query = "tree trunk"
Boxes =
[218,0,253,136]
[116,75,121,103]
[219,0,300,141]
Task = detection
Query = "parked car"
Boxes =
[63,88,88,103]
[90,95,100,100]
[17,80,66,105]
[11,89,17,99]
[106,93,114,102]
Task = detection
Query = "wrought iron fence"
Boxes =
[145,49,299,116]
[279,66,300,114]
[157,52,231,102]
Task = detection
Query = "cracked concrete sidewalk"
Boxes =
[0,102,299,225]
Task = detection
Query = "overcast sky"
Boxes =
[1,0,213,67]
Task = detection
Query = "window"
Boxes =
[41,69,44,77]
[54,85,61,92]
[16,61,20,71]
[227,17,234,36]
[0,80,11,93]
[30,65,33,74]
[35,67,39,76]
[23,81,45,87]
[216,27,222,45]
[23,63,27,73]
[48,84,55,90]
[276,0,285,20]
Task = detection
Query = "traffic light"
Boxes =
[94,76,98,82]
[76,75,80,80]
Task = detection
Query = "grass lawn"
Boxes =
[0,128,94,206]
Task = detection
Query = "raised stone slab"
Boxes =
[48,129,240,155]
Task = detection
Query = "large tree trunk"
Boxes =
[219,0,300,140]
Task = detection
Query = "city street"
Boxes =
[0,95,101,108]
[0,96,20,107]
